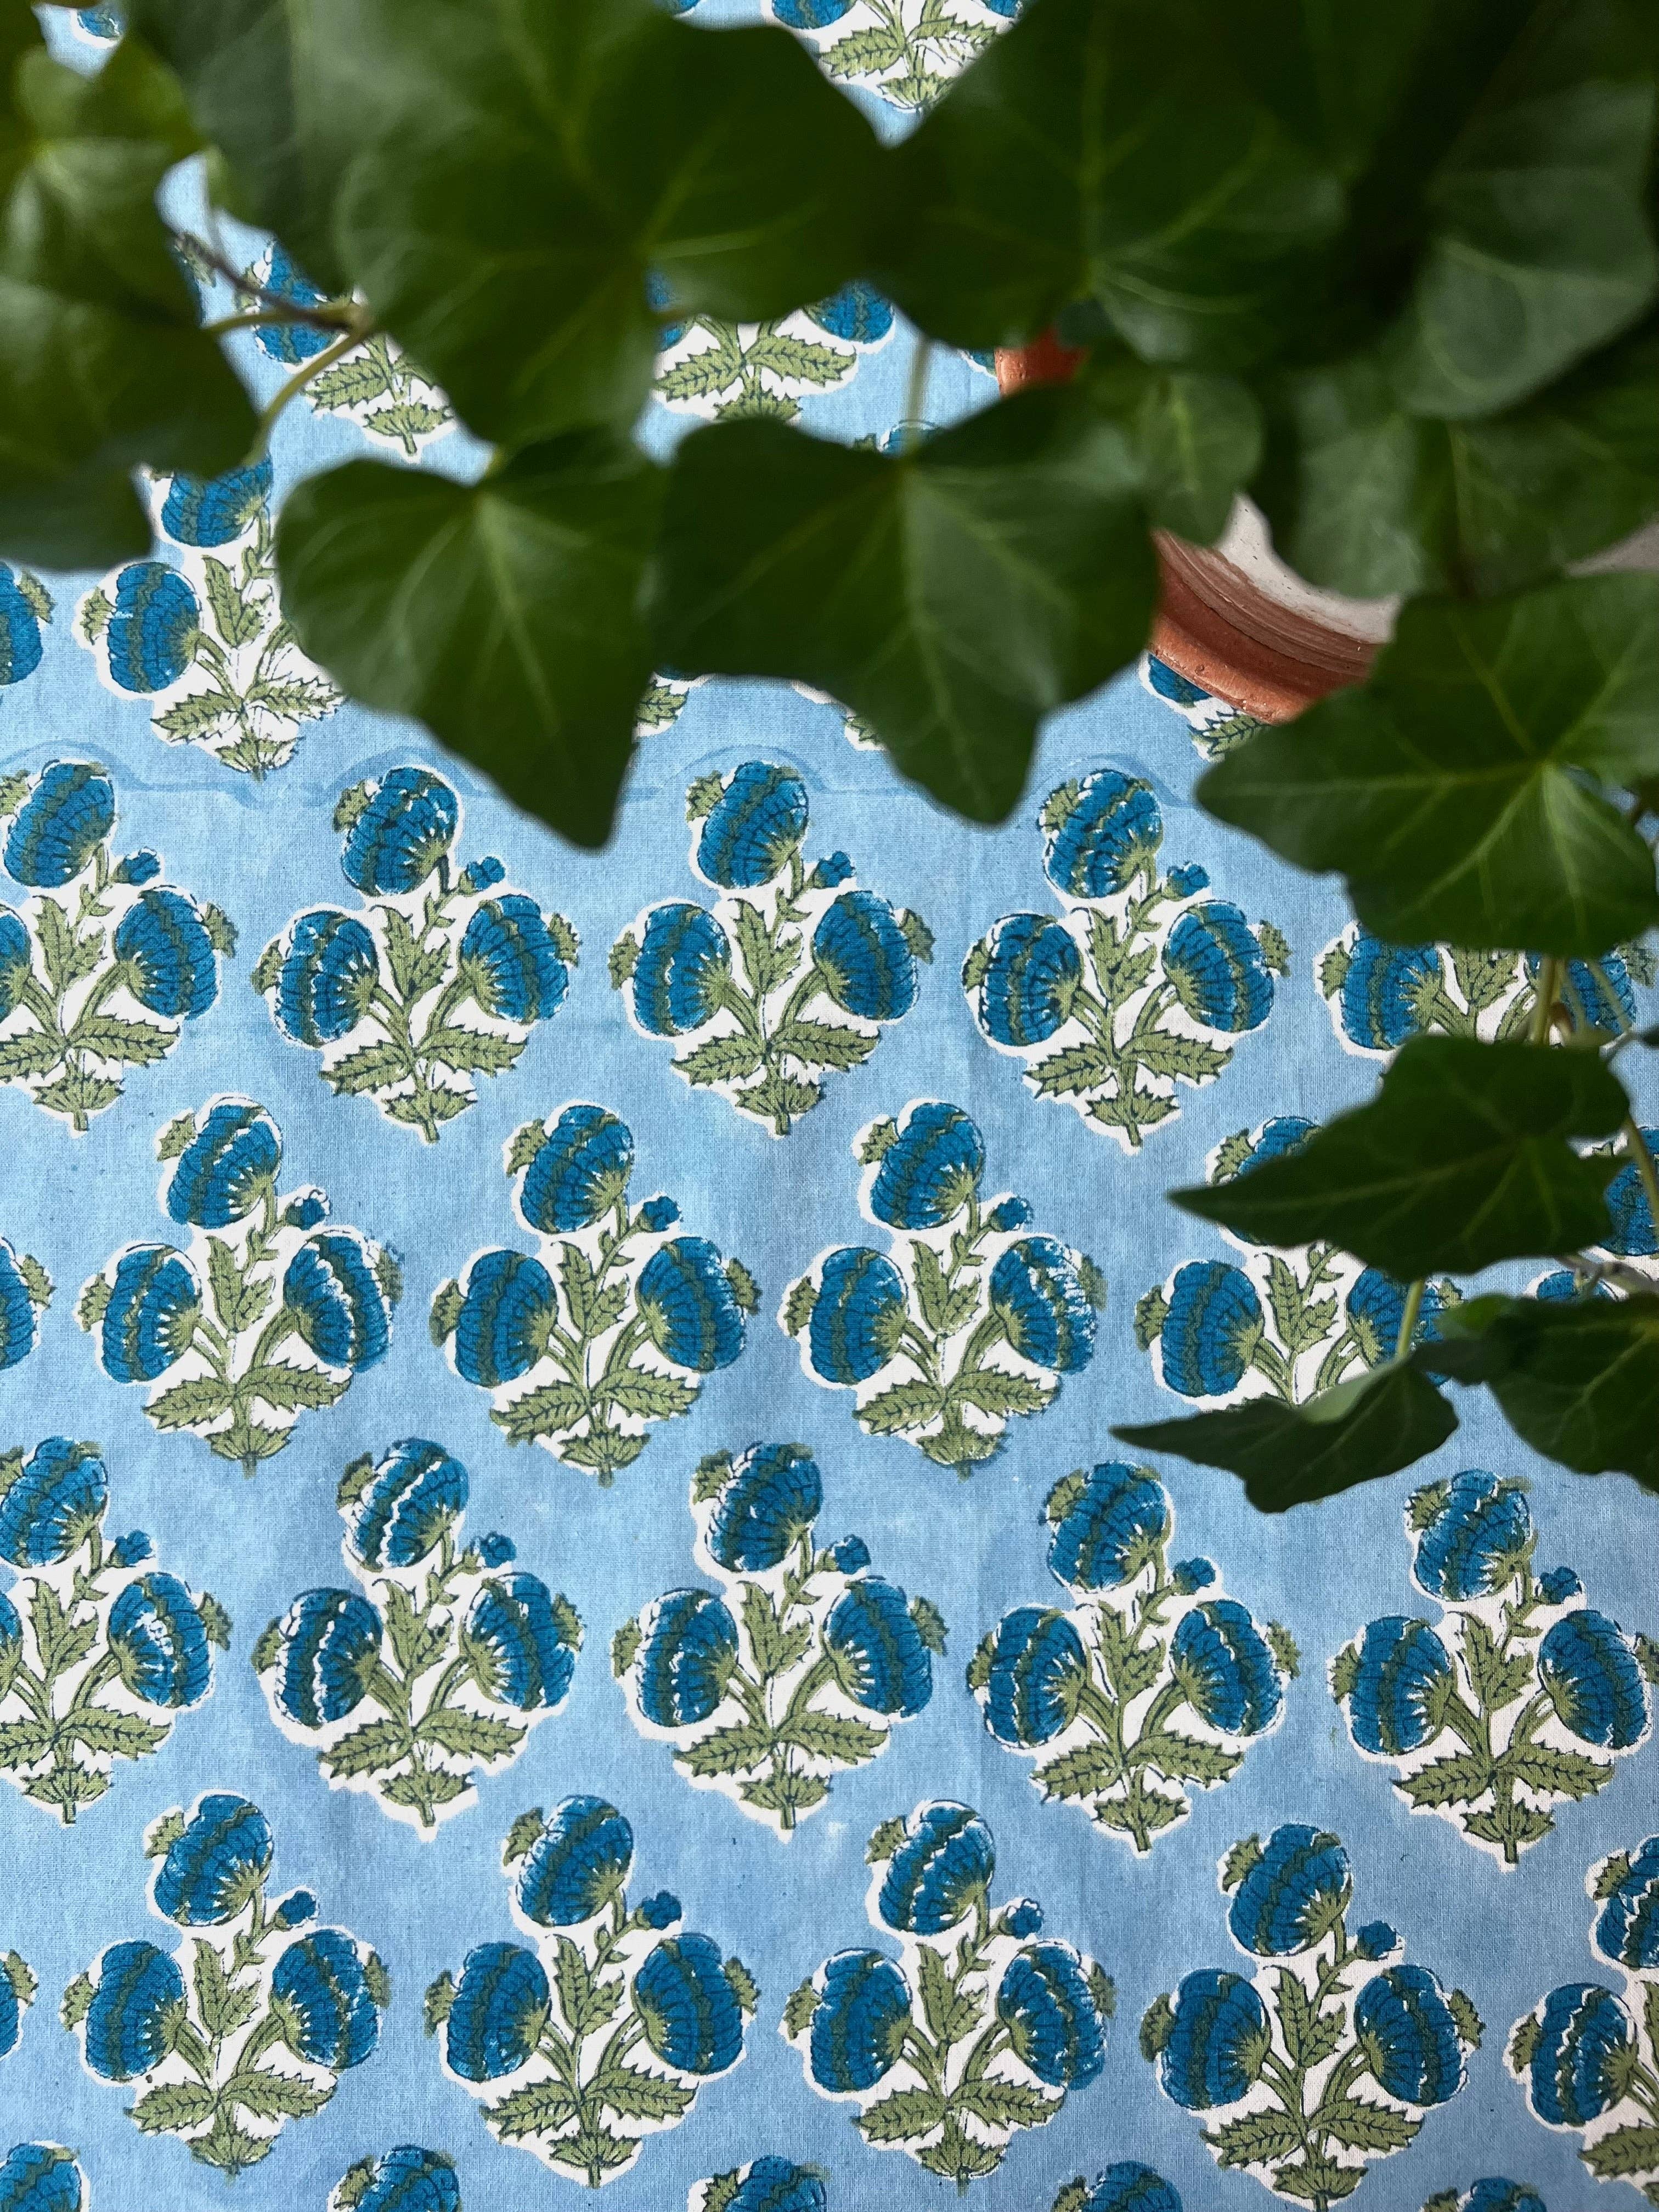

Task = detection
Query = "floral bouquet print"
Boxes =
[432,1102,756,1480]
[1333,1469,1656,1865]
[613,760,931,1137]
[963,768,1286,1149]
[0,760,235,1131]
[1141,1824,1481,2205]
[0,2147,86,2212]
[0,1238,50,1382]
[78,464,338,776]
[64,1793,389,2177]
[970,1462,1297,1853]
[1509,1835,1659,2192]
[785,1800,1113,2187]
[255,1437,582,1832]
[78,1099,401,1476]
[690,2159,826,2212]
[425,1796,758,2188]
[1319,927,1652,1058]
[653,282,894,423]
[614,1441,945,1835]
[1137,1120,1457,1406]
[331,2147,460,2212]
[255,766,579,1142]
[782,1101,1106,1475]
[0,1437,228,1823]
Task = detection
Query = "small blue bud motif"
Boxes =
[108,1529,152,1568]
[1539,1566,1583,1605]
[621,1455,942,1834]
[617,764,929,1134]
[989,1195,1034,1231]
[334,2148,460,2212]
[476,1531,516,1569]
[788,1802,1110,2181]
[71,1795,386,2172]
[434,1105,754,1480]
[273,1891,317,1929]
[433,1806,756,2183]
[259,773,577,1139]
[1146,1827,1478,2196]
[968,770,1281,1146]
[114,849,160,885]
[1172,1557,1215,1595]
[0,2146,84,2212]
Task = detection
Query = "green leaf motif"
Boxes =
[856,2086,949,2145]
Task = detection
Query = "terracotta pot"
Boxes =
[994,338,1391,721]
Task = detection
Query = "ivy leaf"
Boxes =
[1116,1363,1458,1509]
[654,390,1156,825]
[1198,575,1659,957]
[319,0,880,444]
[0,33,257,565]
[1175,1037,1628,1276]
[278,437,664,850]
[1426,1291,1659,1488]
[1080,350,1263,543]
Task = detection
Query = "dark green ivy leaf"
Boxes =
[0,31,257,565]
[1426,1293,1659,1489]
[1175,1037,1629,1277]
[315,0,881,445]
[1114,1363,1458,1510]
[277,433,664,850]
[1198,575,1659,957]
[1079,348,1262,543]
[653,390,1158,825]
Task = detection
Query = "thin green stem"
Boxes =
[1393,1278,1425,1362]
[244,320,374,461]
[902,341,934,450]
[1530,956,1561,1045]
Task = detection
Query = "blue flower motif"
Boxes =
[273,1891,317,1929]
[0,2145,82,2212]
[1162,902,1272,1032]
[812,890,918,1022]
[637,1239,746,1370]
[991,1236,1096,1373]
[1353,1921,1398,1961]
[1076,2166,1182,2212]
[272,1928,380,2068]
[807,1247,905,1383]
[1525,1983,1633,2126]
[83,1940,185,2079]
[636,1589,739,1726]
[1160,1262,1263,1397]
[345,1438,468,1568]
[284,1190,329,1231]
[106,565,199,693]
[4,763,114,887]
[0,1438,107,1565]
[282,1232,393,1369]
[823,1577,932,1717]
[460,895,571,1023]
[1170,1600,1282,1736]
[517,1797,634,1926]
[878,1802,995,1933]
[1353,1963,1465,2105]
[1562,952,1637,1032]
[989,1197,1034,1232]
[342,768,458,894]
[1346,1616,1454,1756]
[632,904,732,1036]
[708,1442,822,1571]
[772,0,855,25]
[1146,654,1209,707]
[973,912,1082,1046]
[997,1942,1107,2089]
[1227,1824,1350,1956]
[477,1531,516,1569]
[1346,1267,1448,1365]
[1338,935,1440,1050]
[813,850,855,888]
[984,1607,1085,1746]
[641,1196,680,1232]
[1172,1558,1215,1595]
[159,458,273,547]
[870,1103,984,1227]
[806,281,894,342]
[275,911,380,1045]
[1412,1470,1532,1599]
[1004,1899,1044,1939]
[454,1249,555,1387]
[1049,1464,1169,1589]
[113,889,219,1019]
[0,567,44,687]
[166,1100,280,1228]
[1166,864,1209,898]
[109,1530,152,1567]
[1463,2186,1545,2212]
[1239,1116,1315,1172]
[254,246,333,363]
[119,850,161,887]
[463,1573,577,1711]
[153,1795,273,1924]
[273,1589,383,1728]
[462,855,507,891]
[0,1241,38,1375]
[447,1942,550,2080]
[809,1949,910,2091]
[1045,771,1161,898]
[640,1892,681,1931]
[1594,1836,1659,1968]
[100,1245,199,1382]
[828,1534,870,1573]
[696,763,809,889]
[1539,1566,1583,1605]
[634,1933,743,2073]
[1160,1969,1267,2109]
[521,1105,633,1233]
[108,1573,211,1708]
[354,2149,460,2212]
[1604,1127,1659,1256]
[1538,1610,1647,1748]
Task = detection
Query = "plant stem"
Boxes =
[1530,956,1561,1045]
[244,321,374,461]
[902,340,934,450]
[1393,1278,1425,1361]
